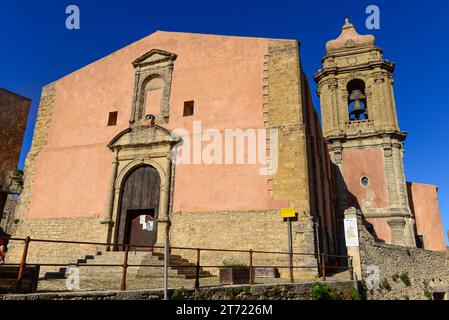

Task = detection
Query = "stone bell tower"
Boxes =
[314,19,416,247]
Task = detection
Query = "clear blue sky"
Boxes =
[1,1,448,243]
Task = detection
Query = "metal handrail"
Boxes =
[0,235,354,291]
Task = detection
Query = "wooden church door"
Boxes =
[117,165,160,250]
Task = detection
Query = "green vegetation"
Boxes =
[221,259,248,269]
[170,287,187,300]
[224,287,243,298]
[11,169,24,188]
[344,287,362,300]
[381,278,391,291]
[311,282,361,300]
[399,272,411,287]
[424,290,432,300]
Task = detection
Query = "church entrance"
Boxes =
[116,165,161,251]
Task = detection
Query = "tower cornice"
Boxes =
[314,60,395,83]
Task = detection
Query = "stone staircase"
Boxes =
[42,251,212,281]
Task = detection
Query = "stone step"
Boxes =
[41,250,212,281]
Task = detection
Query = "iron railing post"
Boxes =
[249,250,254,285]
[16,236,31,289]
[349,256,354,281]
[120,244,129,291]
[195,248,201,289]
[321,253,326,281]
[289,251,294,283]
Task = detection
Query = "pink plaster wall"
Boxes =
[28,31,289,218]
[365,217,391,243]
[343,148,389,209]
[343,148,391,242]
[407,182,446,251]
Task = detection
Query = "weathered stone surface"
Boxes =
[0,88,30,186]
[0,281,354,301]
[357,214,449,300]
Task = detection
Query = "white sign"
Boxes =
[344,218,359,247]
[140,216,155,232]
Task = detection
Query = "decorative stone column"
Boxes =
[387,217,406,246]
[404,217,417,248]
[100,149,120,247]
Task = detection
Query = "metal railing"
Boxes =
[0,236,354,291]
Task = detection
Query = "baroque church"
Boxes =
[2,20,446,278]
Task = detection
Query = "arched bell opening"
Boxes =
[347,79,368,121]
[115,165,161,251]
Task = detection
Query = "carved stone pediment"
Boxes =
[132,49,177,68]
[108,125,180,150]
[130,49,177,125]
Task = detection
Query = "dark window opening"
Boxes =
[416,235,424,249]
[361,176,370,187]
[108,111,118,126]
[433,292,446,300]
[183,101,194,117]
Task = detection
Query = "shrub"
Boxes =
[342,287,362,300]
[424,290,432,300]
[11,169,24,188]
[222,259,247,269]
[224,287,242,298]
[399,272,411,287]
[381,278,391,291]
[311,282,344,300]
[170,288,181,300]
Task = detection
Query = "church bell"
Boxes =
[349,89,366,119]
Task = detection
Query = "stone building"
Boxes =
[0,88,30,234]
[314,19,446,251]
[7,32,337,275]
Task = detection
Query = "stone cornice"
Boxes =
[325,130,408,144]
[314,60,395,83]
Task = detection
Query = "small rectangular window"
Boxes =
[108,111,118,126]
[183,101,194,117]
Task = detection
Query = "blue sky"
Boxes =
[1,0,448,243]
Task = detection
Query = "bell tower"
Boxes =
[314,19,416,247]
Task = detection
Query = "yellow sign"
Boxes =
[280,208,296,218]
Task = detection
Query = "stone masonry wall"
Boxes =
[170,210,318,279]
[5,216,107,265]
[0,195,18,234]
[0,88,30,182]
[0,281,355,301]
[265,40,317,273]
[358,217,449,300]
[13,83,56,225]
